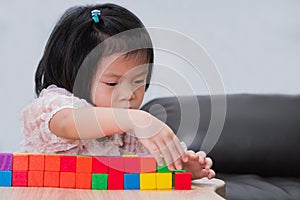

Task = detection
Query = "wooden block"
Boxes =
[13,154,29,171]
[108,173,124,190]
[92,157,108,173]
[28,171,44,187]
[60,155,76,172]
[0,171,12,186]
[174,172,192,190]
[140,173,156,190]
[44,171,60,188]
[156,173,172,190]
[76,156,92,173]
[122,154,138,157]
[29,154,45,171]
[171,169,186,187]
[124,173,140,189]
[76,173,92,189]
[124,157,140,173]
[92,174,108,190]
[0,153,13,170]
[157,157,171,173]
[45,154,60,171]
[108,157,124,174]
[140,156,156,173]
[60,172,76,188]
[12,171,28,187]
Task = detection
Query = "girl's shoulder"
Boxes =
[23,85,91,117]
[39,84,73,97]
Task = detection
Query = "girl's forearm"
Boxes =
[50,107,149,140]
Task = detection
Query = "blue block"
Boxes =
[124,173,140,190]
[0,153,13,170]
[0,171,12,186]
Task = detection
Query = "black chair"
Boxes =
[142,94,300,200]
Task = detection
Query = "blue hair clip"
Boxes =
[91,9,101,23]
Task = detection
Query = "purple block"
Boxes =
[0,153,13,170]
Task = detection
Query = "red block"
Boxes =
[92,157,108,173]
[108,157,124,174]
[60,156,76,172]
[174,172,192,190]
[140,156,156,173]
[108,173,124,190]
[44,171,60,188]
[13,154,29,171]
[75,173,92,189]
[28,171,44,187]
[60,172,76,188]
[76,156,92,173]
[45,155,61,171]
[29,154,45,171]
[124,157,140,173]
[12,171,28,187]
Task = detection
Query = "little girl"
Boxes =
[22,3,215,180]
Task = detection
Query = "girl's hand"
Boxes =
[182,150,215,180]
[132,110,187,170]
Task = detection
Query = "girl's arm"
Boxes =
[49,107,187,169]
[50,107,141,139]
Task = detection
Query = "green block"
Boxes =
[92,174,108,190]
[171,169,187,173]
[157,158,171,173]
[157,158,188,173]
[172,173,174,187]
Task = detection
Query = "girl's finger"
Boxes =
[196,151,207,164]
[173,136,186,161]
[186,150,196,160]
[157,140,175,170]
[208,169,216,179]
[166,140,182,170]
[143,140,163,166]
[204,157,213,169]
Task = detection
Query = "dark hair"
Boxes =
[35,3,153,104]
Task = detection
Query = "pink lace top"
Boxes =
[21,85,148,156]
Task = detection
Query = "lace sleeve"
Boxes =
[21,85,91,153]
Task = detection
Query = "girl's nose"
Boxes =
[118,84,136,101]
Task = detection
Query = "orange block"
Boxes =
[76,156,92,173]
[60,172,76,188]
[13,154,29,171]
[45,155,61,171]
[44,171,60,188]
[29,154,45,171]
[75,173,92,189]
[28,171,44,187]
[140,156,156,173]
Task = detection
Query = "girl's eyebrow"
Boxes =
[102,73,122,78]
[103,70,148,78]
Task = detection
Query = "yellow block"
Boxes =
[122,154,139,157]
[156,173,172,190]
[140,173,156,190]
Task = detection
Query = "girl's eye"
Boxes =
[135,80,145,84]
[105,82,118,86]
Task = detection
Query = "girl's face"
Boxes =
[91,54,148,109]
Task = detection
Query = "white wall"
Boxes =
[0,0,299,152]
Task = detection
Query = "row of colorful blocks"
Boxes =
[0,153,176,173]
[0,153,191,190]
[0,170,191,190]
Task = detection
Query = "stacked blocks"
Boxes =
[0,153,191,190]
[44,154,60,187]
[12,153,29,186]
[0,153,13,186]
